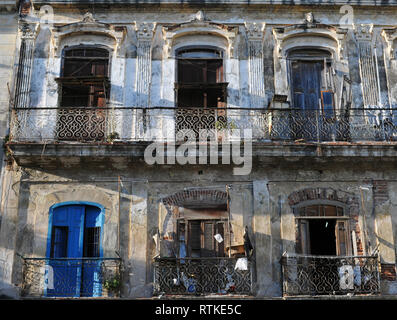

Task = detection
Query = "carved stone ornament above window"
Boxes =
[162,12,238,59]
[51,12,125,57]
[272,16,347,60]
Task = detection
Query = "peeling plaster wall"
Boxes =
[22,6,397,113]
[0,6,17,299]
[0,160,396,297]
[4,2,397,299]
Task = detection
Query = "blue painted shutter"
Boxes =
[47,204,103,297]
[321,91,334,118]
[47,205,85,297]
[291,61,321,111]
[51,227,68,258]
[81,206,102,297]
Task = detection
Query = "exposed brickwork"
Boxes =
[373,180,389,206]
[289,187,364,256]
[288,188,354,206]
[380,263,397,281]
[162,189,227,208]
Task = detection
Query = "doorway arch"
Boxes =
[45,201,105,297]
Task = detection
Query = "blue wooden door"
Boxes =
[291,61,322,140]
[291,61,322,111]
[46,204,102,297]
[47,205,85,297]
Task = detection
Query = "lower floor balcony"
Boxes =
[153,257,253,296]
[19,256,122,298]
[281,253,380,297]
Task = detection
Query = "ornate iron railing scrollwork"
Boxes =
[9,107,397,143]
[153,257,252,296]
[281,253,380,296]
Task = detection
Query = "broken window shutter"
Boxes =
[299,220,311,254]
[202,221,215,257]
[321,91,334,118]
[336,221,348,256]
[177,221,187,258]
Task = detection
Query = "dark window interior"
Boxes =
[296,204,349,256]
[59,48,109,108]
[177,49,227,108]
[183,219,225,258]
[50,226,68,258]
[83,227,101,258]
[308,219,336,255]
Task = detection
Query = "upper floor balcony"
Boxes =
[7,106,397,167]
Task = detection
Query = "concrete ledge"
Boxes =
[31,0,397,7]
[7,141,397,168]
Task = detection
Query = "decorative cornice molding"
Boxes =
[354,23,374,41]
[382,27,397,60]
[245,22,265,41]
[19,22,38,40]
[135,22,156,42]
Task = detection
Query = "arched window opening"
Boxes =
[59,47,110,108]
[55,47,110,141]
[295,204,350,256]
[46,203,104,298]
[176,48,227,108]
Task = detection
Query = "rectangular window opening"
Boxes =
[50,226,68,258]
[83,227,101,258]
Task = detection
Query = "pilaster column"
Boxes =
[245,23,266,109]
[354,24,379,108]
[14,23,37,109]
[135,22,155,107]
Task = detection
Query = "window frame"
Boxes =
[293,201,352,256]
[177,218,228,258]
[56,45,112,108]
[287,48,335,113]
[175,46,228,109]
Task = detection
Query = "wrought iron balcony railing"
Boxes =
[8,107,397,143]
[153,257,253,296]
[19,256,122,298]
[281,253,380,296]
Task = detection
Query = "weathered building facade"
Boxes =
[1,0,397,299]
[0,0,18,299]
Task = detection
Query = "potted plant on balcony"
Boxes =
[103,274,121,297]
[215,119,237,143]
[106,132,120,144]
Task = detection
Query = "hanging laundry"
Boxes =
[234,257,248,271]
[214,233,223,243]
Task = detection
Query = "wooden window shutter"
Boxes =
[298,220,311,254]
[336,221,349,256]
[321,91,334,118]
[188,221,201,257]
[202,221,215,257]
